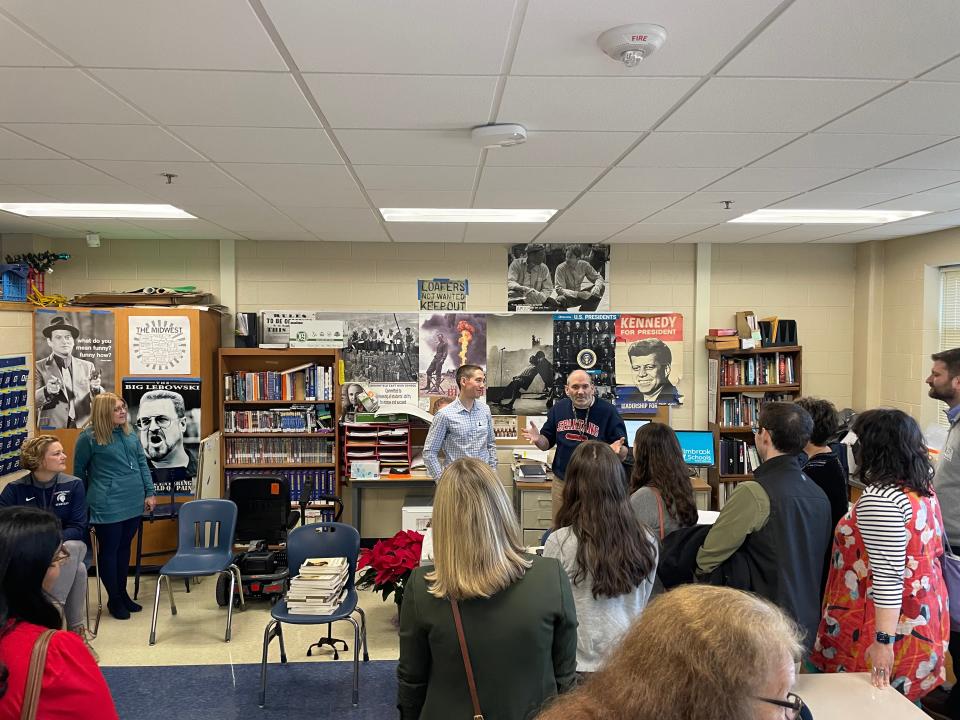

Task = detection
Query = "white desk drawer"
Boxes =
[520,489,552,513]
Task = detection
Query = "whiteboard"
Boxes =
[194,431,222,499]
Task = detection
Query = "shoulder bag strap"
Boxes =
[652,488,665,541]
[21,629,56,720]
[450,599,484,720]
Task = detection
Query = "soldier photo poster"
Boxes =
[122,377,201,495]
[485,313,556,415]
[342,312,419,385]
[615,313,684,406]
[34,309,115,429]
[507,243,611,312]
[418,313,487,401]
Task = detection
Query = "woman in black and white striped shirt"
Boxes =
[809,409,949,703]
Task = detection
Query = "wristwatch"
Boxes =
[875,631,896,645]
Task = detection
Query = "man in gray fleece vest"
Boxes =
[926,348,960,719]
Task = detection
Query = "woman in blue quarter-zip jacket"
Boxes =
[74,392,155,620]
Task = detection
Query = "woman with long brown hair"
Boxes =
[544,441,658,672]
[629,423,698,539]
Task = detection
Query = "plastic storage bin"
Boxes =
[0,264,28,302]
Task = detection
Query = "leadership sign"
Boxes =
[615,313,684,405]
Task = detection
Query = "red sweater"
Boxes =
[0,621,117,719]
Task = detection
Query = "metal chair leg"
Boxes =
[230,564,245,610]
[133,517,144,600]
[259,620,288,708]
[88,530,103,637]
[225,569,236,642]
[149,575,164,645]
[354,606,369,662]
[166,574,177,615]
[347,616,361,707]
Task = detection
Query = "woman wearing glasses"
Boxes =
[0,506,118,718]
[73,393,155,621]
[536,585,806,720]
[809,409,949,702]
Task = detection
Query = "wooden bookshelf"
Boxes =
[707,344,803,507]
[218,348,342,500]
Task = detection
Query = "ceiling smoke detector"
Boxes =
[597,24,667,67]
[471,124,527,149]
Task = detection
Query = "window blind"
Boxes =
[939,265,960,428]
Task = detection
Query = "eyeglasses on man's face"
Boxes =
[756,691,805,719]
[135,415,173,430]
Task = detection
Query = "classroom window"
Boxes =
[940,265,960,428]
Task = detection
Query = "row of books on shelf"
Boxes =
[718,392,795,427]
[224,406,333,434]
[224,363,334,402]
[720,353,796,387]
[719,437,762,476]
[224,436,333,464]
[226,469,337,500]
[287,556,348,615]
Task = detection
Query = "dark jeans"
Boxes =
[947,630,960,718]
[94,516,140,607]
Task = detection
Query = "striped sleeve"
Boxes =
[855,485,912,610]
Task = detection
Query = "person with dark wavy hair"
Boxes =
[810,409,948,703]
[544,441,658,672]
[0,506,116,717]
[628,423,698,539]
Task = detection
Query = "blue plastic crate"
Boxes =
[0,264,29,302]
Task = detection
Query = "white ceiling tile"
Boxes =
[171,127,342,164]
[0,212,79,235]
[0,127,64,159]
[568,192,687,211]
[881,210,960,229]
[334,130,480,166]
[232,230,318,242]
[645,209,747,225]
[92,70,319,128]
[464,224,543,244]
[472,190,580,210]
[0,159,118,185]
[3,124,204,161]
[538,221,631,243]
[560,207,662,224]
[188,204,311,234]
[882,137,960,170]
[818,169,960,195]
[706,167,856,193]
[78,221,173,240]
[18,184,159,203]
[513,0,783,76]
[478,166,601,194]
[923,56,960,81]
[0,185,58,202]
[620,132,797,168]
[739,225,876,243]
[823,82,960,134]
[0,0,285,70]
[261,0,516,74]
[304,74,497,130]
[673,223,793,243]
[666,191,795,213]
[660,78,896,132]
[367,189,474,208]
[754,134,953,169]
[221,163,369,207]
[610,223,715,242]
[770,191,908,209]
[866,191,960,212]
[0,69,149,124]
[273,207,390,243]
[593,167,731,192]
[721,0,960,79]
[498,77,698,131]
[484,132,638,167]
[0,13,69,66]
[810,227,922,243]
[354,165,477,191]
[387,223,467,243]
[86,160,240,190]
[127,218,242,239]
[145,184,264,208]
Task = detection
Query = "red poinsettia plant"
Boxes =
[357,529,424,607]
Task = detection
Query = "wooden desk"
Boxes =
[795,673,927,719]
[347,476,435,537]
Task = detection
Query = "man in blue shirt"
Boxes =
[423,365,497,480]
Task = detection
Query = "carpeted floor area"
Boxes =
[102,660,399,719]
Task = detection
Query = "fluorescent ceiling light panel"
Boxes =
[380,208,556,223]
[728,209,931,224]
[0,203,195,219]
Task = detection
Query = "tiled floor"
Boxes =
[90,576,402,667]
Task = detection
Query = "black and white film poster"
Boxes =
[342,313,419,384]
[507,243,611,312]
[615,313,684,408]
[486,313,556,415]
[552,313,618,404]
[122,377,201,496]
[418,279,468,311]
[34,309,115,429]
[128,315,191,375]
[418,313,487,400]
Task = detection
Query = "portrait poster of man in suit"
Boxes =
[614,313,684,407]
[34,310,115,429]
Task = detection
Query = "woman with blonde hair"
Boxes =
[537,585,806,720]
[73,393,155,621]
[397,457,577,720]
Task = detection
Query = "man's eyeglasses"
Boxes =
[51,544,70,566]
[135,416,173,430]
[756,692,805,720]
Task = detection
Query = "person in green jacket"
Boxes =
[398,458,578,720]
[74,392,155,620]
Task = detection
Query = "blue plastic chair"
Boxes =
[148,499,244,645]
[259,522,368,707]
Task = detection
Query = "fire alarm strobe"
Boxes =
[471,124,527,149]
[597,24,667,67]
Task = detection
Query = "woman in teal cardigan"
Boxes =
[74,392,155,620]
[398,458,577,720]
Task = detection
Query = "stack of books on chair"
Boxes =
[287,556,348,615]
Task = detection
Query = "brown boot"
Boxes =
[71,626,99,663]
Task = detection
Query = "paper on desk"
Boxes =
[514,447,549,463]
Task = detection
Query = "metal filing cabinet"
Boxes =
[516,480,553,547]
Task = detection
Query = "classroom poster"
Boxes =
[485,313,555,415]
[507,244,611,312]
[552,313,618,404]
[615,313,684,406]
[128,315,190,375]
[418,313,487,402]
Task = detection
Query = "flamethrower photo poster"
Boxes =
[418,313,486,404]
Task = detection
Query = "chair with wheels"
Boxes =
[148,499,244,645]
[259,522,368,708]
